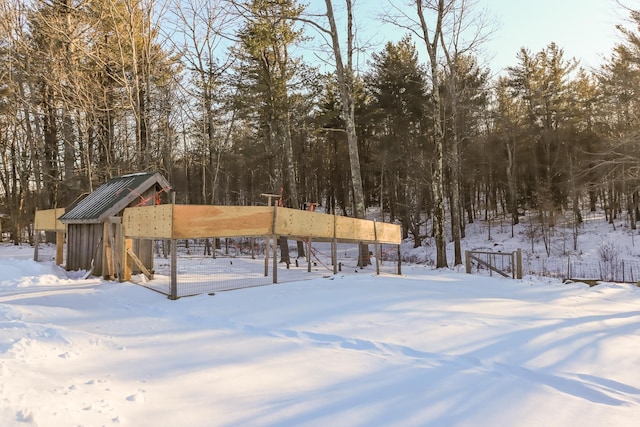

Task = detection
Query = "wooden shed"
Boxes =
[58,172,172,278]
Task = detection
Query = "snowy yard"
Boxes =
[1,241,640,426]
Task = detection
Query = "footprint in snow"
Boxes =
[58,351,77,359]
[126,390,146,403]
[16,409,35,423]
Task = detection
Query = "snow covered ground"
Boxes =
[2,216,640,426]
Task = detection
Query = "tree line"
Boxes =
[1,0,640,267]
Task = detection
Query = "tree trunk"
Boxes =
[43,85,59,209]
[324,0,368,266]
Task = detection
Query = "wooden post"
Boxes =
[121,238,133,282]
[465,251,471,274]
[102,222,113,279]
[56,231,64,266]
[170,239,177,299]
[272,203,278,284]
[307,238,312,272]
[33,208,39,261]
[397,244,401,275]
[516,248,523,279]
[373,220,380,275]
[272,234,278,283]
[170,192,177,299]
[262,193,280,279]
[264,236,270,277]
[107,217,122,280]
[332,213,338,275]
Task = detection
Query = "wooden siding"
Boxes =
[66,223,102,273]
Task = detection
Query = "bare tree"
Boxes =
[295,0,369,265]
[383,0,493,267]
[437,0,494,265]
[413,0,447,267]
[169,0,235,204]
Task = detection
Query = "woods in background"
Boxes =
[2,0,640,266]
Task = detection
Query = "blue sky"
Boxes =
[485,0,622,72]
[303,0,626,75]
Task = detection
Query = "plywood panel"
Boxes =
[335,216,376,242]
[172,205,274,239]
[34,208,66,231]
[122,203,401,244]
[123,205,173,238]
[275,208,334,239]
[374,222,402,244]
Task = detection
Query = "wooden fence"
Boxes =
[33,204,402,298]
[120,204,402,298]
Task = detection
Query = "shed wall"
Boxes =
[66,223,103,273]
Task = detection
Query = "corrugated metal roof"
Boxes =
[59,172,172,224]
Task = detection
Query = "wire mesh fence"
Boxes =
[33,231,65,265]
[465,250,519,278]
[523,255,640,283]
[32,240,59,263]
[138,238,400,298]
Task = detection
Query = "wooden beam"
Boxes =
[102,222,114,279]
[122,204,400,247]
[173,205,273,238]
[55,232,64,266]
[121,239,133,282]
[469,253,510,278]
[274,208,334,239]
[335,216,375,242]
[126,248,154,281]
[373,221,402,245]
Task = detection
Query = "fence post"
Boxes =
[465,251,471,274]
[264,236,270,277]
[272,203,278,284]
[516,248,523,279]
[373,220,380,275]
[511,251,515,278]
[56,231,64,266]
[170,239,177,299]
[332,213,338,275]
[33,208,39,262]
[122,238,133,282]
[397,244,402,275]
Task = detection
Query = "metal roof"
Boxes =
[59,172,172,224]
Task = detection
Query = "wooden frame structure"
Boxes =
[33,208,66,265]
[33,202,402,299]
[122,204,402,299]
[56,172,172,277]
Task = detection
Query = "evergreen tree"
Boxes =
[365,35,429,247]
